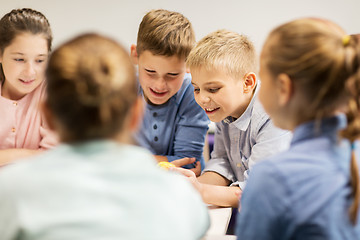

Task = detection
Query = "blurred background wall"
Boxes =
[2,0,359,55]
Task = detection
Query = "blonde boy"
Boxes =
[180,29,292,207]
[131,9,209,174]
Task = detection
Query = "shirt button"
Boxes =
[153,124,157,130]
[153,112,157,117]
[13,102,18,106]
[154,136,158,142]
[11,127,16,133]
[236,163,241,168]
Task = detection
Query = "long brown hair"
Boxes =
[0,8,52,82]
[265,18,360,224]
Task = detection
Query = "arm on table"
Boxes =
[0,149,41,166]
[202,184,241,208]
[173,168,241,207]
[199,171,240,207]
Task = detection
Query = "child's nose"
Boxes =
[198,93,210,104]
[24,62,36,78]
[154,77,167,90]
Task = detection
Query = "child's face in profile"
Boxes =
[137,50,186,105]
[191,67,251,122]
[0,32,48,100]
[258,43,284,129]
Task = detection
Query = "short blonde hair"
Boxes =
[186,29,257,79]
[136,9,195,59]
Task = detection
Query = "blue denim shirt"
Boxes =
[134,73,210,169]
[236,114,360,240]
[203,85,291,189]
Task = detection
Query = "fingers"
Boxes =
[171,166,196,178]
[170,157,201,177]
[234,188,242,199]
[235,188,242,212]
[190,161,201,177]
[171,157,196,167]
[170,167,196,178]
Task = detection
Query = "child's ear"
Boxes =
[129,96,144,131]
[243,72,257,93]
[41,101,56,131]
[276,73,293,106]
[130,44,138,65]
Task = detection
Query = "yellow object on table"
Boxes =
[157,161,176,170]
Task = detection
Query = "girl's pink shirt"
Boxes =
[0,81,58,150]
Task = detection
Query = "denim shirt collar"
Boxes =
[292,114,351,174]
[291,114,347,146]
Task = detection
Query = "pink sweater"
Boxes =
[0,81,58,149]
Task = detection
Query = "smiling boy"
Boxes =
[182,29,292,207]
[131,9,209,174]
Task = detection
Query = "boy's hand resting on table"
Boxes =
[171,157,201,176]
[155,155,201,176]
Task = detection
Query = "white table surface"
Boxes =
[203,205,236,240]
[204,236,237,240]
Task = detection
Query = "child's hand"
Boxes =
[235,188,242,200]
[171,166,204,196]
[235,188,242,212]
[157,161,176,170]
[171,157,201,176]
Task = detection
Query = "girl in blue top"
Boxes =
[236,18,360,239]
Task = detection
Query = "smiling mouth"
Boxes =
[204,107,220,114]
[19,79,35,85]
[150,88,167,97]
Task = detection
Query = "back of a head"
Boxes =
[263,18,360,121]
[186,29,257,79]
[136,9,195,59]
[264,17,360,225]
[46,33,137,143]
